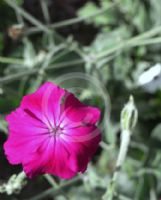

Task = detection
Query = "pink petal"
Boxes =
[4,108,49,164]
[4,82,102,179]
[23,137,76,179]
[60,126,101,172]
[21,82,65,127]
[47,138,76,179]
[60,93,100,129]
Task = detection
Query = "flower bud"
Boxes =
[121,95,138,131]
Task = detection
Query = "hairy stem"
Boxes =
[0,59,84,84]
[5,0,50,33]
[26,0,119,34]
[102,130,132,200]
[0,56,23,65]
[28,176,81,200]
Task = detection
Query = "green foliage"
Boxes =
[1,0,161,199]
[0,33,3,54]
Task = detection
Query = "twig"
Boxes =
[1,35,161,66]
[28,176,82,200]
[1,34,161,84]
[97,34,161,60]
[131,37,161,46]
[49,1,118,29]
[133,168,161,178]
[118,194,133,200]
[40,0,50,24]
[100,141,115,151]
[103,130,132,200]
[102,96,138,200]
[5,0,51,34]
[0,56,23,65]
[0,59,84,84]
[44,175,58,188]
[26,0,119,34]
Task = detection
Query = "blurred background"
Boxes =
[1,0,161,199]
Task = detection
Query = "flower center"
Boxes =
[49,125,63,136]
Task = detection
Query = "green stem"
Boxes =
[100,141,115,151]
[0,56,23,65]
[133,168,161,178]
[5,0,50,34]
[0,59,84,84]
[0,69,37,84]
[130,26,161,41]
[49,1,119,29]
[97,34,161,59]
[5,0,161,63]
[44,175,58,188]
[131,37,161,46]
[26,0,119,34]
[51,48,71,62]
[118,194,133,200]
[102,130,132,200]
[28,176,81,200]
[33,45,63,87]
[5,0,85,71]
[40,0,50,24]
[1,34,161,83]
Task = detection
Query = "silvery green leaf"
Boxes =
[151,123,161,141]
[150,0,161,26]
[23,39,36,68]
[0,118,7,134]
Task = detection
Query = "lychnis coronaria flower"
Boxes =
[4,82,101,179]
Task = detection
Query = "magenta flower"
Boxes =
[4,82,101,179]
